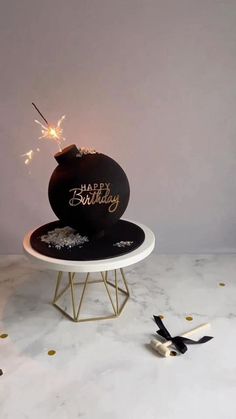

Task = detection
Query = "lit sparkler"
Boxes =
[21,103,66,169]
[32,103,66,151]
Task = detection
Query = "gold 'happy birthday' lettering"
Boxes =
[69,183,120,213]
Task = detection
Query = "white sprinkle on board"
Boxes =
[113,241,133,248]
[41,227,89,250]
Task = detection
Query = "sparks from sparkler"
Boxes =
[21,148,40,166]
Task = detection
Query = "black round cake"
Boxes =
[30,144,145,260]
[48,144,130,237]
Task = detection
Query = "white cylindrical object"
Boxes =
[150,339,171,357]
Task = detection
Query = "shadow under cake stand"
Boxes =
[23,221,155,322]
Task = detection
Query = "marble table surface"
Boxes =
[0,253,236,419]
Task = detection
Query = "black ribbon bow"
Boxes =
[153,315,213,354]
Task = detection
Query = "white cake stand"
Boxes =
[23,220,155,322]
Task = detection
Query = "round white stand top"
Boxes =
[23,220,155,273]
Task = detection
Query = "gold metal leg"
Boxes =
[52,269,130,322]
[120,268,130,296]
[76,273,90,320]
[115,269,119,314]
[53,271,63,302]
[69,272,76,320]
[101,271,117,316]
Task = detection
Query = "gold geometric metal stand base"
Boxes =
[52,268,130,322]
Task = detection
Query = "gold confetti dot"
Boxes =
[159,315,164,320]
[48,350,56,356]
[185,316,193,321]
[0,334,8,339]
[170,351,177,356]
[219,283,225,287]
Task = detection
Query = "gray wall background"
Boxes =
[1,0,236,254]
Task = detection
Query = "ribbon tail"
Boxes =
[153,315,172,340]
[180,336,214,345]
[156,329,170,339]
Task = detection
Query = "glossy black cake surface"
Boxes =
[48,145,130,236]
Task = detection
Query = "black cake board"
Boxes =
[30,220,145,261]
